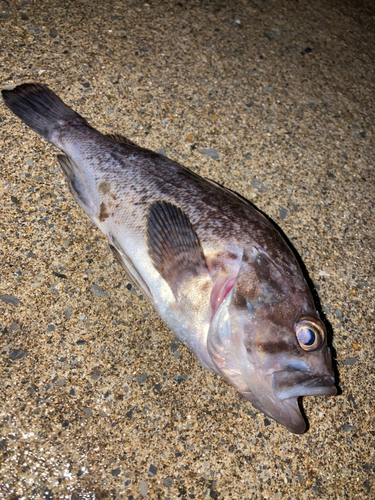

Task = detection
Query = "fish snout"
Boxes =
[272,368,337,400]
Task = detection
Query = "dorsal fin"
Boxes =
[106,133,139,147]
[146,200,209,297]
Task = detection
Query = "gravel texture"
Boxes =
[0,0,374,498]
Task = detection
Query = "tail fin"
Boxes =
[2,83,86,143]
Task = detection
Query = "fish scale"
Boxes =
[2,83,336,433]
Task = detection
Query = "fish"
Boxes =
[2,83,336,433]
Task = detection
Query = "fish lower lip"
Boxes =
[273,370,337,400]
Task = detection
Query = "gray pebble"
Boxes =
[251,178,267,191]
[111,468,121,477]
[170,342,179,352]
[0,294,20,306]
[148,464,158,477]
[341,423,357,432]
[9,349,27,360]
[91,284,109,298]
[199,148,219,159]
[10,323,19,331]
[64,306,73,319]
[333,308,342,320]
[47,324,55,332]
[264,86,274,93]
[139,480,148,497]
[157,148,166,156]
[163,476,173,487]
[85,408,92,418]
[343,358,356,366]
[279,207,288,220]
[138,373,148,384]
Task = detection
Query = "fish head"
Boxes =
[207,248,337,433]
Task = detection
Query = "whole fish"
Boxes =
[2,83,336,433]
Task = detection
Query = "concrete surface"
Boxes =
[0,0,374,498]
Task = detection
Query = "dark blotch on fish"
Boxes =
[99,201,110,221]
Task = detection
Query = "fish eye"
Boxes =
[295,316,326,351]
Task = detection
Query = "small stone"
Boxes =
[199,148,219,159]
[163,476,173,487]
[49,28,57,37]
[170,342,179,352]
[1,294,20,306]
[251,178,267,191]
[47,324,55,332]
[27,252,35,258]
[82,82,90,88]
[148,464,158,477]
[264,418,271,426]
[343,357,356,366]
[154,383,162,393]
[64,306,73,319]
[279,207,288,220]
[235,18,241,24]
[138,373,148,384]
[9,349,27,360]
[76,339,86,345]
[62,420,69,427]
[10,323,19,331]
[359,131,366,138]
[139,480,148,497]
[85,408,92,418]
[264,86,274,93]
[173,375,187,384]
[53,271,67,279]
[57,380,65,387]
[126,408,134,418]
[69,388,75,396]
[111,468,121,477]
[304,47,312,53]
[0,13,12,19]
[341,423,357,432]
[333,308,342,320]
[91,284,109,298]
[157,148,166,156]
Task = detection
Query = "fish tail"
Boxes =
[2,83,86,145]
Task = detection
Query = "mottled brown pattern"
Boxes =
[99,201,109,222]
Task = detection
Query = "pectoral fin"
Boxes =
[146,200,209,297]
[57,154,91,209]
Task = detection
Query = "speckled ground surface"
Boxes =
[0,0,374,498]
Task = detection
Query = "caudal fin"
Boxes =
[2,83,86,143]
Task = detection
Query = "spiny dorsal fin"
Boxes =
[106,133,139,147]
[147,200,209,297]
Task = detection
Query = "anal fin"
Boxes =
[109,234,153,302]
[146,200,209,297]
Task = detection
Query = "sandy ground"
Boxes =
[0,0,374,498]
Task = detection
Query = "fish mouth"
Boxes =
[272,368,337,401]
[245,367,338,434]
